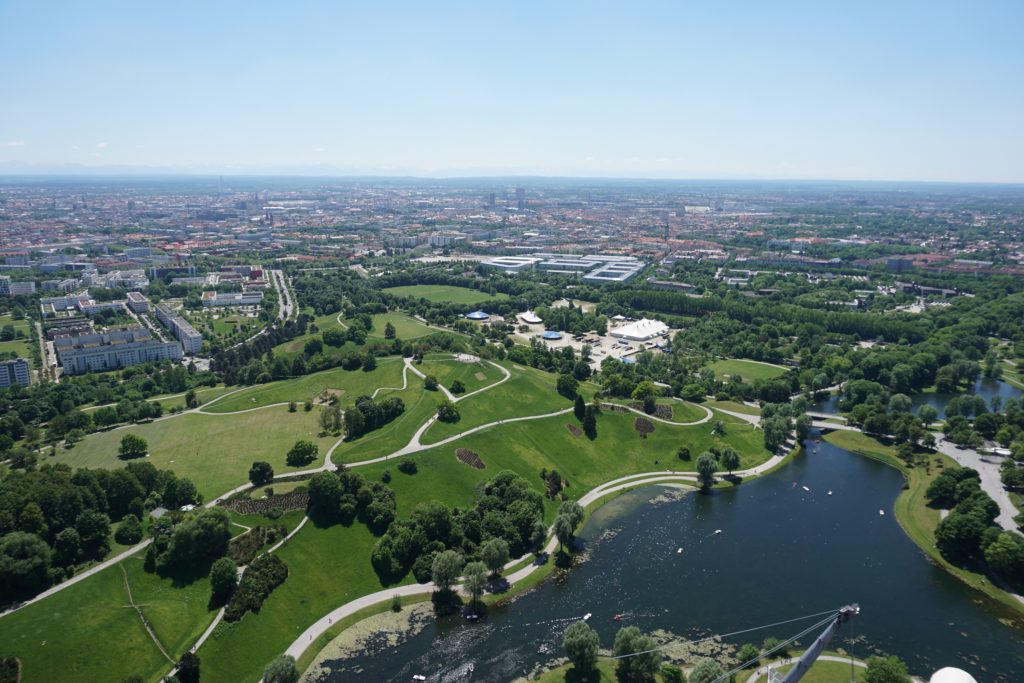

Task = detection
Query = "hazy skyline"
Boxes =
[2,0,1022,182]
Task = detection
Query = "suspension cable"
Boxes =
[602,607,842,661]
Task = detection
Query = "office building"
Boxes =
[0,358,30,388]
[0,276,36,297]
[126,292,150,313]
[200,290,263,307]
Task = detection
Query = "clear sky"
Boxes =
[1,0,1022,182]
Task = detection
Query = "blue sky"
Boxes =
[1,0,1022,181]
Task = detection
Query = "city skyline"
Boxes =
[2,0,1023,183]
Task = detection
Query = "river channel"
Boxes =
[309,433,1024,682]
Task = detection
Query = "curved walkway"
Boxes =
[602,401,713,427]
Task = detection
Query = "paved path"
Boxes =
[602,401,713,427]
[933,438,1021,532]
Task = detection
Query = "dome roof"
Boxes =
[929,667,977,683]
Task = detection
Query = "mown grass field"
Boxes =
[383,284,509,305]
[84,385,235,414]
[415,354,504,394]
[708,400,761,416]
[53,408,336,500]
[0,554,215,683]
[419,362,582,445]
[203,359,404,413]
[708,358,787,382]
[366,408,769,518]
[368,311,434,339]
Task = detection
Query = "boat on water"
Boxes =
[676,547,682,554]
[879,509,885,516]
[714,529,723,535]
[413,676,427,681]
[614,613,624,621]
[583,612,592,621]
[828,491,833,496]
[802,485,810,492]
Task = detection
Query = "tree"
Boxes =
[660,664,685,683]
[554,515,576,552]
[285,440,318,466]
[53,527,82,567]
[450,379,466,394]
[263,655,300,683]
[249,461,274,486]
[319,404,342,434]
[696,452,717,490]
[431,549,464,592]
[118,434,148,459]
[557,373,579,399]
[424,375,439,391]
[115,514,144,545]
[719,447,740,475]
[935,510,988,561]
[209,557,238,607]
[361,352,377,371]
[737,642,760,668]
[984,531,1024,585]
[177,651,200,683]
[463,561,488,606]
[185,389,198,409]
[583,405,597,439]
[0,532,52,600]
[288,401,297,413]
[613,626,660,683]
[918,404,938,426]
[863,655,911,683]
[76,509,111,558]
[689,658,725,683]
[574,395,586,422]
[563,620,600,672]
[384,321,396,339]
[795,414,812,442]
[436,400,460,423]
[677,446,691,461]
[480,538,510,576]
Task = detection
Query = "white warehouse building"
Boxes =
[609,318,670,342]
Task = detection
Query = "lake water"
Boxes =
[813,378,1022,419]
[310,433,1024,682]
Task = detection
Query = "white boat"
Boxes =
[413,676,427,681]
[676,547,683,554]
[583,612,592,621]
[827,491,833,496]
[714,529,723,535]
[879,509,885,516]
[802,486,810,492]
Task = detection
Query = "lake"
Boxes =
[813,378,1022,419]
[310,433,1024,682]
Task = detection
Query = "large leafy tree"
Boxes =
[563,620,600,672]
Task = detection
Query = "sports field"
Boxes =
[383,284,508,305]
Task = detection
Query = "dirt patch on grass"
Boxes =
[456,448,485,469]
[629,401,673,420]
[634,417,656,435]
[566,423,583,438]
[474,371,486,381]
[225,491,309,515]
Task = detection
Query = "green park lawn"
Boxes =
[84,385,235,414]
[272,311,351,359]
[0,554,215,683]
[383,284,508,305]
[368,311,434,339]
[202,359,404,413]
[52,408,337,500]
[195,520,411,683]
[708,359,787,382]
[330,381,436,464]
[364,408,769,519]
[415,354,504,394]
[419,362,582,445]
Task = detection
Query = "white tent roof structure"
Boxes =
[519,310,542,324]
[609,318,669,341]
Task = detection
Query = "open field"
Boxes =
[203,359,404,413]
[368,312,434,339]
[419,362,584,445]
[708,359,788,382]
[384,284,509,305]
[52,408,337,500]
[416,354,504,394]
[0,555,215,683]
[364,409,769,518]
